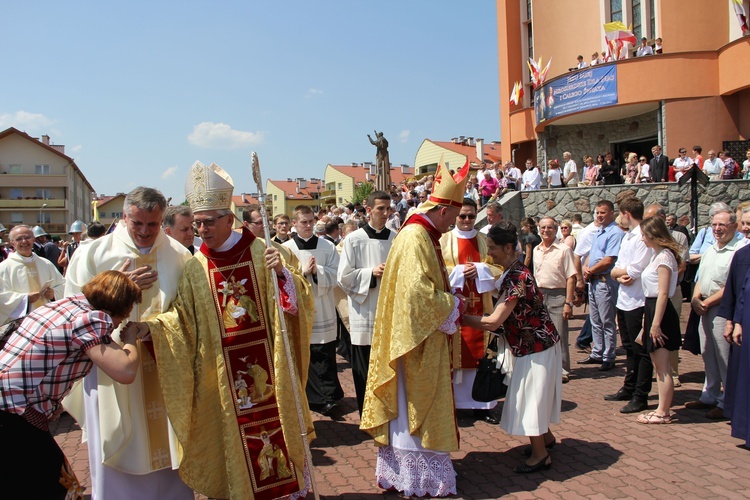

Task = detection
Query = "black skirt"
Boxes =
[643,297,682,352]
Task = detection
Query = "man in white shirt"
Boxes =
[504,161,522,191]
[521,160,541,191]
[605,198,653,413]
[687,207,745,419]
[636,37,654,57]
[563,151,578,187]
[702,150,724,180]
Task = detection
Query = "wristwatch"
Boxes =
[564,302,573,307]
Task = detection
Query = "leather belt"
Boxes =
[589,274,609,282]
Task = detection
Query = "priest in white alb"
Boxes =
[337,190,396,416]
[440,197,501,424]
[62,187,193,499]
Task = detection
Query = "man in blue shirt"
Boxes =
[579,200,625,371]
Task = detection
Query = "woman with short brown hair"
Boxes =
[0,270,143,499]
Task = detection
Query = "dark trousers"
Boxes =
[0,410,75,499]
[335,311,352,363]
[351,344,372,416]
[617,307,652,400]
[306,340,344,408]
[577,315,593,346]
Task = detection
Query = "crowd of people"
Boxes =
[570,36,664,71]
[2,149,750,498]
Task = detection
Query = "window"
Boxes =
[338,197,343,204]
[649,0,656,38]
[8,164,22,174]
[273,195,277,201]
[610,0,622,22]
[11,212,23,223]
[10,188,22,199]
[338,183,343,190]
[36,189,52,199]
[111,212,123,218]
[37,212,51,224]
[632,0,642,39]
[35,164,50,175]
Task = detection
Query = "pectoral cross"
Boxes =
[466,292,481,308]
[219,282,232,307]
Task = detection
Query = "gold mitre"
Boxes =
[185,161,234,213]
[415,156,471,213]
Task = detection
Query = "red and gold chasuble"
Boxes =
[202,232,300,499]
[455,237,486,367]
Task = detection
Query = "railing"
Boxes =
[0,199,66,208]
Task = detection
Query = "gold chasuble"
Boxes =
[360,215,460,452]
[147,230,314,500]
[440,231,498,369]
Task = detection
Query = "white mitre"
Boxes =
[185,161,234,212]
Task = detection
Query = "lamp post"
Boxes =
[40,203,48,228]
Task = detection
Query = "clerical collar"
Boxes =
[19,254,35,263]
[452,227,477,239]
[363,224,391,240]
[293,234,318,250]
[215,230,242,252]
[136,245,153,255]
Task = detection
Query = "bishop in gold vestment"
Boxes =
[145,161,315,500]
[361,160,470,497]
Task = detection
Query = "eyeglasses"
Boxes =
[711,222,732,229]
[192,214,228,228]
[458,214,477,220]
[12,235,33,242]
[249,220,263,226]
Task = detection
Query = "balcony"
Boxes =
[320,189,336,198]
[0,199,66,209]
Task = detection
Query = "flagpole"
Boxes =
[251,152,320,500]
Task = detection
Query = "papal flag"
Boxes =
[603,21,637,46]
[733,0,749,34]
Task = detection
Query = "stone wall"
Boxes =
[535,109,658,165]
[493,179,750,226]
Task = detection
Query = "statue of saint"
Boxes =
[368,130,391,191]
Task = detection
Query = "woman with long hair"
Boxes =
[0,271,143,498]
[637,217,684,424]
[462,221,561,473]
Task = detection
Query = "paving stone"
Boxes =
[51,304,750,498]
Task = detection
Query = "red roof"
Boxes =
[232,194,259,207]
[94,194,125,207]
[429,140,502,165]
[268,179,323,200]
[328,165,412,186]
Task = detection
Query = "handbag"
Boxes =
[0,317,25,349]
[471,333,508,402]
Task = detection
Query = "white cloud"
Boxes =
[305,88,323,98]
[161,165,179,179]
[187,122,264,149]
[0,111,56,134]
[69,144,83,154]
[398,130,411,143]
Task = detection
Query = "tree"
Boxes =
[351,182,374,206]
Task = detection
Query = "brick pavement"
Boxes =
[52,303,750,499]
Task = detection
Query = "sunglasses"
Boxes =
[458,214,477,220]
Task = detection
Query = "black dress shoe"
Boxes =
[578,356,603,365]
[513,455,552,473]
[313,402,336,416]
[598,361,615,371]
[604,388,633,401]
[620,399,648,414]
[473,409,500,425]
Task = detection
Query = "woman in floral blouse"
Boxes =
[463,221,561,474]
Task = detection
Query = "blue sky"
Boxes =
[1,1,500,203]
